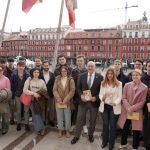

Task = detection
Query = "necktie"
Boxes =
[87,74,92,89]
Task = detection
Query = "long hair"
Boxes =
[102,68,120,87]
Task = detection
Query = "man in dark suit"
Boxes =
[71,61,103,144]
[41,60,55,126]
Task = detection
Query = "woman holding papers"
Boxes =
[53,66,75,138]
[99,68,122,150]
[118,69,148,150]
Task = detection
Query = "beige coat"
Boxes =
[53,75,75,105]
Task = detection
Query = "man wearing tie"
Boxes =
[71,61,103,144]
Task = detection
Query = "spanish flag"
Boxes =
[22,0,42,13]
[65,0,77,28]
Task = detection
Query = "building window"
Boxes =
[91,39,95,44]
[123,32,126,38]
[97,39,100,44]
[84,46,88,51]
[147,46,150,51]
[66,45,71,50]
[141,39,145,45]
[140,46,144,51]
[67,40,70,44]
[98,45,100,51]
[78,45,82,51]
[78,40,82,44]
[129,38,132,44]
[135,32,138,38]
[135,39,138,44]
[134,46,138,52]
[84,40,88,45]
[142,32,145,37]
[91,45,94,51]
[123,39,126,45]
[129,32,132,38]
[128,46,131,52]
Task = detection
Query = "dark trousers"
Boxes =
[121,119,140,149]
[74,102,98,138]
[71,101,86,126]
[102,104,119,146]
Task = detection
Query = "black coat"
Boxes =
[77,72,103,108]
[41,71,55,98]
[142,72,150,147]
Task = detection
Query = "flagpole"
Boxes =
[52,0,64,70]
[0,0,11,46]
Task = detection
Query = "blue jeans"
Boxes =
[102,104,119,146]
[56,105,71,131]
[30,102,45,131]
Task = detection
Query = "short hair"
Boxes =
[19,57,26,62]
[146,60,150,66]
[76,54,85,59]
[58,54,66,59]
[17,61,26,66]
[42,60,50,65]
[0,58,6,64]
[8,57,14,62]
[30,68,41,79]
[114,59,122,64]
[87,61,95,66]
[34,57,41,60]
[135,59,143,65]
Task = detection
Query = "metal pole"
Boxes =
[52,0,64,70]
[0,0,11,44]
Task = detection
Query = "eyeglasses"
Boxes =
[61,70,67,72]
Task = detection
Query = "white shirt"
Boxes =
[87,72,95,88]
[43,71,50,84]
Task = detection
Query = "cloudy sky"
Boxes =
[0,0,150,32]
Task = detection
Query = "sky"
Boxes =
[0,0,150,32]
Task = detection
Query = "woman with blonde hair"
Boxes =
[99,68,122,150]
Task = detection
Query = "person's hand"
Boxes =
[102,93,107,101]
[127,108,132,115]
[147,103,150,112]
[91,96,96,102]
[110,102,116,106]
[33,93,40,99]
[81,95,86,102]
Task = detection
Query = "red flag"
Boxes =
[65,0,77,28]
[22,0,42,13]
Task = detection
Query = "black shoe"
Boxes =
[25,124,30,131]
[109,145,113,150]
[71,137,79,144]
[10,119,15,125]
[16,124,21,131]
[49,121,55,127]
[101,143,107,148]
[88,135,94,143]
[2,130,8,135]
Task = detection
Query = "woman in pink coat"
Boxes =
[118,69,148,150]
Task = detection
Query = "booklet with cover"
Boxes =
[127,112,139,120]
[83,90,92,101]
[57,103,67,109]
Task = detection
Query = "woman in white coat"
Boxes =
[99,68,122,150]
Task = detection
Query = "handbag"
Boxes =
[20,93,32,106]
[20,79,32,106]
[0,88,12,103]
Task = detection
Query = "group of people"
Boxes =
[0,54,150,150]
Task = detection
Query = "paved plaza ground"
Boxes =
[0,114,145,150]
